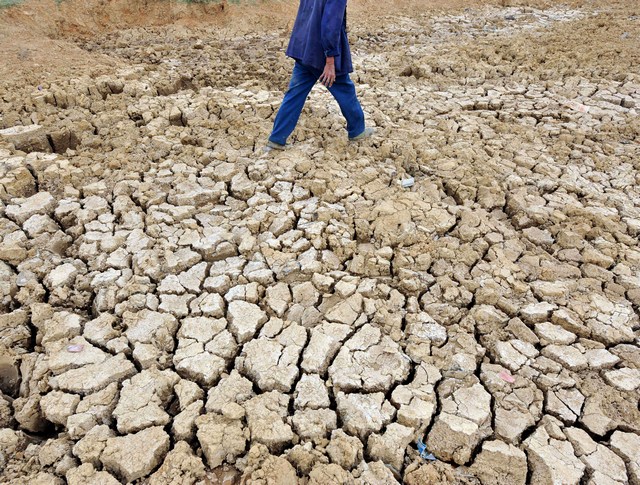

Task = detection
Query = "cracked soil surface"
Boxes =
[1,0,639,483]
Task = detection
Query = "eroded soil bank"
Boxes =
[0,0,639,483]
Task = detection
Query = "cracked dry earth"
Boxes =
[1,1,640,484]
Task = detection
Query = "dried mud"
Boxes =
[0,0,639,484]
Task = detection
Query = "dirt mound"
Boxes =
[0,0,293,87]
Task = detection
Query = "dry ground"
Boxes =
[0,0,639,484]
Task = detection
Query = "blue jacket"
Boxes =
[285,0,353,75]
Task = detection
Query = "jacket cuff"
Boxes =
[324,49,340,58]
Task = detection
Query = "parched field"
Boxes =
[0,0,639,484]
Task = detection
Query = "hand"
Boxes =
[319,57,336,88]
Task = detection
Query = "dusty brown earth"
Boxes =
[1,0,640,483]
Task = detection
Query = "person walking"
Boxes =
[266,0,374,150]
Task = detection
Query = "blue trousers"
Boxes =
[269,61,365,145]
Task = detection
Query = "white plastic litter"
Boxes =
[400,177,415,188]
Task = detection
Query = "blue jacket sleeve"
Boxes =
[321,0,347,58]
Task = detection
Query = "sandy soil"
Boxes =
[0,0,639,484]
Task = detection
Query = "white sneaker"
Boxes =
[349,127,375,141]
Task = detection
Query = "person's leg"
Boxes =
[269,62,319,146]
[327,73,366,139]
